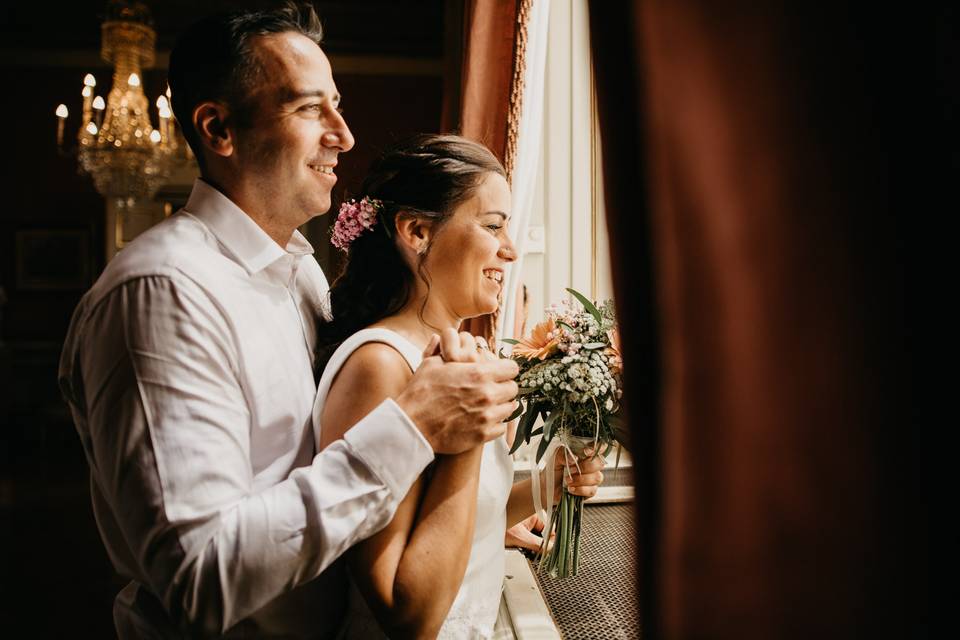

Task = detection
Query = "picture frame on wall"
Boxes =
[15,228,92,291]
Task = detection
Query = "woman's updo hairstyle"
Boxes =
[315,133,506,374]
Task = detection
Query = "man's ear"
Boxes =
[394,213,433,257]
[192,101,235,159]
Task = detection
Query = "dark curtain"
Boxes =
[591,2,917,637]
[451,0,518,165]
[445,0,521,343]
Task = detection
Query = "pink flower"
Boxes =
[331,197,383,251]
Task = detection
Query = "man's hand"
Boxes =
[395,329,519,455]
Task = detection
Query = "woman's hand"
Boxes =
[544,446,606,502]
[429,328,493,364]
[505,513,550,552]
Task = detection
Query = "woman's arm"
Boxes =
[319,342,482,638]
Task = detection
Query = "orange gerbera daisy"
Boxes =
[512,317,560,360]
[606,328,622,372]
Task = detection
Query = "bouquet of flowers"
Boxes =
[504,288,623,578]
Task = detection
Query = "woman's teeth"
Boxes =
[483,269,502,282]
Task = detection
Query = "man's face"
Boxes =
[231,32,354,231]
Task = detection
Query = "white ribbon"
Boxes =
[531,432,585,531]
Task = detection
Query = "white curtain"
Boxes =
[498,0,550,347]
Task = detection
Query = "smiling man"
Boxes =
[58,3,520,638]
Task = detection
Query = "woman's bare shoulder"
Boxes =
[336,341,413,393]
[319,341,414,448]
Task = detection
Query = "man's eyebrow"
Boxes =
[281,88,341,104]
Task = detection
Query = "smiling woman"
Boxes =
[310,132,605,639]
[313,134,514,638]
[315,133,514,373]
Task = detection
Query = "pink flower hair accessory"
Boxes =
[331,196,384,251]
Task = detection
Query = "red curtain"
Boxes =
[453,0,519,166]
[449,0,522,343]
[591,2,916,637]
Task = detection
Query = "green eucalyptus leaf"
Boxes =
[566,287,602,323]
[542,410,560,440]
[500,338,520,345]
[504,402,525,423]
[508,403,540,455]
[535,432,551,463]
[510,429,523,455]
[608,411,628,443]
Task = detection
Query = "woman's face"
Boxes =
[422,171,517,320]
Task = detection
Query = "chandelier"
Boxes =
[55,1,191,212]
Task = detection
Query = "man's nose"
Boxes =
[322,111,354,152]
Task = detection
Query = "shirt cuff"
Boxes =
[342,398,435,497]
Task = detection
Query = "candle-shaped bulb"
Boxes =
[165,85,171,98]
[56,104,68,147]
[92,96,105,110]
[82,86,92,98]
[128,73,141,87]
[156,95,169,110]
[149,129,162,143]
[86,121,99,135]
[84,73,96,87]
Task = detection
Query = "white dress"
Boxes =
[313,328,515,639]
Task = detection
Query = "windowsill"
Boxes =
[501,549,562,639]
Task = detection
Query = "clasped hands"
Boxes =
[421,328,605,494]
[409,328,606,553]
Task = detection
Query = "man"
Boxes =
[59,4,520,637]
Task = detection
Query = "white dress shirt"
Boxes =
[58,179,434,638]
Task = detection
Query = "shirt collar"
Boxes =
[182,178,315,274]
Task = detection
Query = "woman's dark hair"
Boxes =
[167,1,323,171]
[315,134,506,375]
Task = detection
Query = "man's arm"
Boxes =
[76,275,434,636]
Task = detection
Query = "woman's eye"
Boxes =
[486,224,502,232]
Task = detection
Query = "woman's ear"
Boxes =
[394,214,433,257]
[192,101,235,159]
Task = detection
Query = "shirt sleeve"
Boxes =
[73,274,434,636]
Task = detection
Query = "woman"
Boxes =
[313,135,604,639]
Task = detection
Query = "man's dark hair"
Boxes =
[167,1,323,171]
